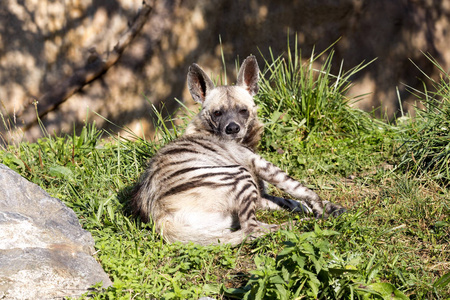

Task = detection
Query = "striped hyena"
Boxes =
[131,56,345,246]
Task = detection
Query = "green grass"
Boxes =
[0,48,449,299]
[396,53,450,184]
[257,39,378,144]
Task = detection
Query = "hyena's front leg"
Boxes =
[259,194,313,214]
[260,193,345,217]
[251,156,345,218]
[256,179,313,213]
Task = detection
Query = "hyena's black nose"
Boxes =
[225,122,240,134]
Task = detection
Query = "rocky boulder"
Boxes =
[0,164,112,299]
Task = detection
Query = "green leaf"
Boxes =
[314,223,323,235]
[280,230,298,241]
[49,165,74,180]
[289,253,306,268]
[433,271,450,288]
[274,284,289,300]
[366,283,409,300]
[297,156,307,165]
[328,267,358,276]
[300,242,315,255]
[434,221,449,228]
[270,111,283,124]
[202,283,220,295]
[320,229,340,236]
[307,273,320,298]
[277,246,295,258]
[2,153,25,171]
[281,266,290,282]
[315,239,331,253]
[366,262,382,283]
[255,278,267,300]
[223,286,250,298]
[269,275,286,285]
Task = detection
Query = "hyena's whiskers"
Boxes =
[131,55,346,246]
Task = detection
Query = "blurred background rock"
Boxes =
[1,0,449,142]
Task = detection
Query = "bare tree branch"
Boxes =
[20,0,153,131]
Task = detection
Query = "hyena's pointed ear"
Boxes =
[236,55,260,96]
[187,63,215,104]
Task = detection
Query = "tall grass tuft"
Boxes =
[256,40,377,147]
[397,53,450,184]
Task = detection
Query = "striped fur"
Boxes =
[132,135,332,246]
[131,56,345,246]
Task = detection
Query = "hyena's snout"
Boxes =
[225,122,240,134]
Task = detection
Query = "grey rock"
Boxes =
[0,164,112,299]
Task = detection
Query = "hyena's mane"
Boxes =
[240,117,263,150]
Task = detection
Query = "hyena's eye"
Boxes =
[213,110,222,117]
[239,109,248,115]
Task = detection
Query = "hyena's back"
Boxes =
[132,135,329,246]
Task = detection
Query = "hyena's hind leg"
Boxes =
[212,204,280,246]
[229,176,282,244]
[214,221,280,246]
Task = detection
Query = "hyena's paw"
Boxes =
[323,200,347,217]
[291,200,314,214]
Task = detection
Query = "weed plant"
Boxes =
[0,47,449,299]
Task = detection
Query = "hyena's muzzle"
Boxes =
[225,121,240,135]
[211,104,250,140]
